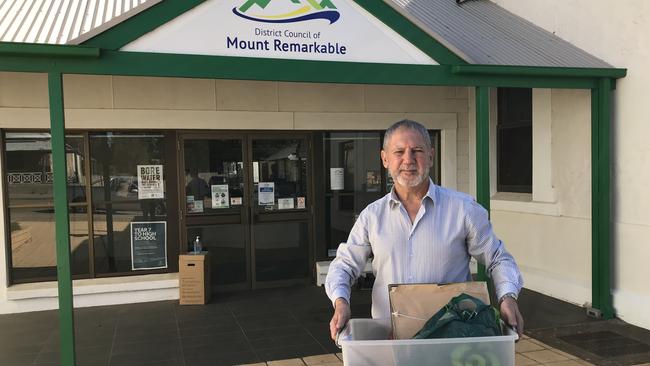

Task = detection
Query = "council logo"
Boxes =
[233,0,340,24]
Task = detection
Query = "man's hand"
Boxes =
[329,298,351,341]
[500,296,524,337]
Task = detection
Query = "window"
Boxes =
[89,132,169,275]
[4,133,89,282]
[3,131,174,284]
[497,88,532,193]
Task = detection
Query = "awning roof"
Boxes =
[0,0,614,69]
[386,0,612,68]
[0,0,159,45]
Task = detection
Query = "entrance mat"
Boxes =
[559,331,650,358]
[528,319,650,366]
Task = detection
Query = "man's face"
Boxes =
[381,127,434,189]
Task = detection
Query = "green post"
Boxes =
[475,86,490,281]
[591,78,614,319]
[48,72,77,365]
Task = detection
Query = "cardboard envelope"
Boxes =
[388,282,490,339]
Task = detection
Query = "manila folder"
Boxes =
[388,282,490,339]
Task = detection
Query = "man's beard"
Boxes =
[390,165,429,188]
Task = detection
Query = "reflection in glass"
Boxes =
[5,133,86,206]
[322,131,440,253]
[254,222,308,281]
[187,225,247,286]
[92,205,153,274]
[252,139,308,210]
[324,132,383,253]
[9,207,89,282]
[89,132,167,274]
[184,139,244,214]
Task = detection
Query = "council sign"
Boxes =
[123,0,437,65]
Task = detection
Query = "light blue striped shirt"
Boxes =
[325,180,523,319]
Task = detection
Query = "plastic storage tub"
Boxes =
[338,319,517,366]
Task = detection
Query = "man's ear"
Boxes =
[381,150,388,168]
[429,148,435,167]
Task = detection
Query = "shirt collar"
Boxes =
[388,178,437,208]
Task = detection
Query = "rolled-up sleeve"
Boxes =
[325,210,373,307]
[464,200,524,301]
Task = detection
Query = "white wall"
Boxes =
[492,0,650,329]
[489,88,592,308]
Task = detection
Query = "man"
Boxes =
[325,120,524,341]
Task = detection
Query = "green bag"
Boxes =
[413,293,502,339]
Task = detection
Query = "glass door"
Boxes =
[180,134,250,291]
[249,135,312,288]
[179,132,313,292]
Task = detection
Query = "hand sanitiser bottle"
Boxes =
[193,236,202,254]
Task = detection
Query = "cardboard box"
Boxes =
[179,253,211,305]
[388,282,489,339]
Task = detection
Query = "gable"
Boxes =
[121,0,438,65]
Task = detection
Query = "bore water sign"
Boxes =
[122,0,437,65]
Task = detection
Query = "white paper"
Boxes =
[278,198,294,210]
[258,182,275,205]
[330,168,344,190]
[297,197,306,209]
[137,165,164,199]
[231,197,242,205]
[253,161,260,183]
[188,200,203,213]
[211,185,230,209]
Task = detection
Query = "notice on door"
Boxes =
[137,165,164,199]
[330,168,344,190]
[211,185,229,209]
[130,221,167,270]
[258,182,275,205]
[278,198,294,210]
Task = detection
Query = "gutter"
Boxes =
[0,42,100,58]
[452,65,627,79]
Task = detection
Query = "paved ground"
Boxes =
[0,285,649,366]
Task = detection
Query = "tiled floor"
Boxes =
[0,286,367,366]
[1,286,650,366]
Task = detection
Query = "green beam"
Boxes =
[475,86,490,282]
[0,50,599,89]
[591,78,614,319]
[0,42,99,58]
[453,64,627,79]
[590,86,600,314]
[48,72,77,366]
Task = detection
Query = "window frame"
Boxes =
[496,88,533,194]
[2,129,177,285]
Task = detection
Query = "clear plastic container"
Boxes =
[338,319,517,366]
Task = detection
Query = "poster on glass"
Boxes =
[130,221,167,270]
[137,165,164,199]
[258,182,275,206]
[211,185,229,209]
